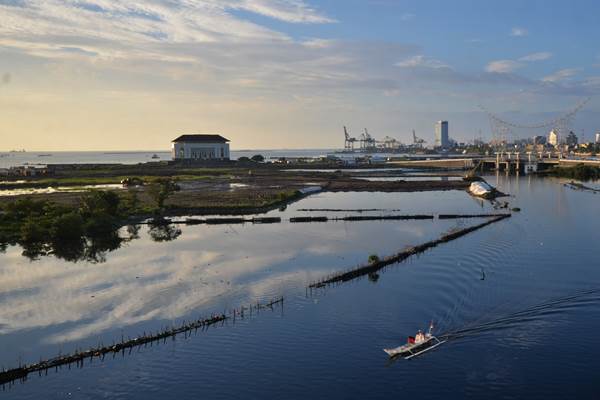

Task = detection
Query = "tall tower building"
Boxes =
[548,129,559,147]
[435,121,449,148]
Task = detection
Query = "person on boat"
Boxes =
[415,330,425,343]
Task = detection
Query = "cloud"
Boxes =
[485,59,522,73]
[0,0,334,60]
[519,52,552,62]
[510,27,528,37]
[395,55,449,69]
[231,0,336,23]
[542,68,581,83]
[400,13,415,21]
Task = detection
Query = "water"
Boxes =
[0,150,335,168]
[1,174,600,399]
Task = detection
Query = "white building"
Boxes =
[172,134,230,160]
[548,130,559,147]
[595,132,600,144]
[435,120,449,148]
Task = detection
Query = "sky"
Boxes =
[0,0,599,151]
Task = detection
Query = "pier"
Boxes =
[0,297,284,387]
[309,214,511,288]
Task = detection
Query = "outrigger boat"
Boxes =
[383,322,446,359]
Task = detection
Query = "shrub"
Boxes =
[20,218,47,244]
[80,190,121,217]
[368,254,380,264]
[147,179,179,210]
[51,212,84,243]
[251,154,265,162]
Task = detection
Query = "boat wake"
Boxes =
[440,287,600,341]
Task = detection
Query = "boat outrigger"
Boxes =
[383,322,446,359]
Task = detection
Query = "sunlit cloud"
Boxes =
[542,68,581,83]
[485,59,522,73]
[519,52,552,62]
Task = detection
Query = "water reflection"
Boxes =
[0,219,185,263]
[148,219,182,242]
[0,190,478,361]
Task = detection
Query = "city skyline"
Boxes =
[1,0,600,150]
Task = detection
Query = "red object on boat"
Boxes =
[408,336,415,344]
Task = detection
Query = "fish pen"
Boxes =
[0,297,284,387]
[309,214,511,288]
[167,214,508,227]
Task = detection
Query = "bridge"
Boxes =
[389,153,600,173]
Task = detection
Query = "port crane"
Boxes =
[360,128,377,150]
[343,126,357,151]
[412,130,426,148]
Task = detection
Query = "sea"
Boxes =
[0,150,334,168]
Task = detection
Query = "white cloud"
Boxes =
[395,55,448,69]
[519,52,552,62]
[0,0,334,60]
[485,59,522,73]
[542,68,581,83]
[510,27,528,37]
[301,38,336,48]
[400,13,415,21]
[231,0,336,23]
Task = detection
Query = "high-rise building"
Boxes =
[566,131,578,147]
[595,132,600,144]
[548,129,559,147]
[435,121,449,148]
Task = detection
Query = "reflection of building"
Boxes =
[172,134,230,160]
[548,129,559,147]
[435,120,449,148]
[566,131,578,147]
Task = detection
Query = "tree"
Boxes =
[251,154,265,162]
[80,190,121,217]
[147,179,180,210]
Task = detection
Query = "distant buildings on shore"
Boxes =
[434,121,449,148]
[172,134,230,161]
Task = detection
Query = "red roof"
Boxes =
[172,134,229,143]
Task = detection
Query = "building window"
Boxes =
[221,148,224,158]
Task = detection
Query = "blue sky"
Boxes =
[0,0,599,150]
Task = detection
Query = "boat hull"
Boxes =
[383,337,445,358]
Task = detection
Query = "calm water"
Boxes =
[1,174,599,399]
[0,150,335,168]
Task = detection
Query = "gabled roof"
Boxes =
[172,134,230,143]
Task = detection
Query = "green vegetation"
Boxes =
[546,164,600,181]
[368,254,380,264]
[251,154,265,162]
[147,179,180,210]
[0,191,139,262]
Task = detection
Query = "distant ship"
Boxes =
[151,154,160,159]
[38,154,52,157]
